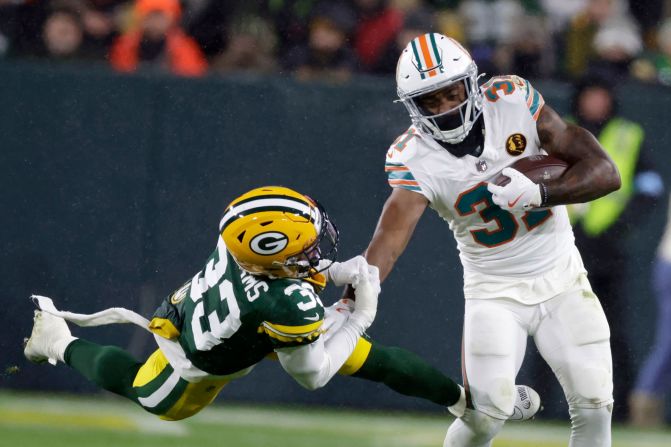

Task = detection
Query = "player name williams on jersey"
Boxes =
[150,237,325,375]
[385,76,574,279]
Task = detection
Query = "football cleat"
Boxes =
[24,310,77,365]
[510,385,542,421]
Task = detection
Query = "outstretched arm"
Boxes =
[364,188,429,282]
[277,278,379,390]
[537,105,621,206]
[341,188,427,299]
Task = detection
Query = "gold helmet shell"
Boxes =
[220,186,339,278]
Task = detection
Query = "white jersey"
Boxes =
[385,76,578,303]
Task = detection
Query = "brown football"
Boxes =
[493,154,569,186]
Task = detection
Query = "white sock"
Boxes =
[444,408,505,447]
[51,336,78,363]
[568,405,612,447]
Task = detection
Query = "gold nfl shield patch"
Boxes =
[506,133,527,156]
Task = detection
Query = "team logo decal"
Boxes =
[506,133,527,156]
[250,232,288,255]
[170,282,190,304]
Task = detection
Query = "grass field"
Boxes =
[1,391,670,447]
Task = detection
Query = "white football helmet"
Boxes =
[396,33,483,144]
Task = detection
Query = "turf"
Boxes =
[1,391,670,447]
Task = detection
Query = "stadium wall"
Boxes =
[2,62,670,418]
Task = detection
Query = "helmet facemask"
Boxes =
[282,200,339,278]
[398,61,483,144]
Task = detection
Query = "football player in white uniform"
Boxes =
[355,33,621,446]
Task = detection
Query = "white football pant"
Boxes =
[445,273,613,447]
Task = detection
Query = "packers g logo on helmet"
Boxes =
[220,186,339,278]
[250,232,288,255]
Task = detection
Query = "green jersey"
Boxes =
[150,238,325,375]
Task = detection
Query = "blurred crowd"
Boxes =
[0,0,670,85]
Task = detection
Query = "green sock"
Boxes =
[64,339,142,402]
[353,342,461,407]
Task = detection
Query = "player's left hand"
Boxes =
[487,168,542,211]
[319,255,369,287]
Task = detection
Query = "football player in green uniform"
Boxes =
[24,186,538,422]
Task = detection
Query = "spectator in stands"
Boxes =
[505,13,554,78]
[367,7,435,75]
[110,0,208,77]
[78,0,124,60]
[567,74,664,420]
[458,0,524,76]
[632,18,671,86]
[563,0,621,78]
[21,0,122,62]
[39,6,87,61]
[538,0,588,34]
[262,0,321,61]
[629,193,671,428]
[181,0,245,60]
[283,2,357,83]
[352,0,404,73]
[1,0,50,59]
[628,0,666,45]
[588,17,642,83]
[212,14,278,75]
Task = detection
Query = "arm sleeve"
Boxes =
[386,160,423,193]
[385,129,435,202]
[519,78,545,121]
[275,318,365,390]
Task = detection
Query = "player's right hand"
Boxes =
[320,255,369,287]
[487,168,542,211]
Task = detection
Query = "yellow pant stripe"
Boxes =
[133,349,169,388]
[160,378,230,421]
[338,337,372,376]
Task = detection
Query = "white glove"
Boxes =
[319,255,369,287]
[350,279,379,330]
[487,168,541,211]
[366,264,381,295]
